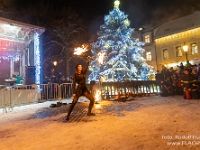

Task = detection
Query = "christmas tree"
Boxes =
[88,0,153,82]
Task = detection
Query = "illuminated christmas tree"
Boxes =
[88,0,153,82]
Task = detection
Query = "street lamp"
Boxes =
[53,61,57,67]
[182,43,188,63]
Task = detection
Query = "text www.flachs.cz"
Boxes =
[167,141,200,146]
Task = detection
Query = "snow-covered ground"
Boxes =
[1,95,200,150]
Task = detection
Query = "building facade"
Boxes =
[133,11,200,71]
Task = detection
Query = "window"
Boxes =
[163,49,169,60]
[175,46,182,57]
[146,52,152,61]
[191,43,198,55]
[145,35,150,43]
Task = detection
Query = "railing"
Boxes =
[100,81,161,99]
[39,83,73,101]
[0,83,73,111]
[0,81,162,111]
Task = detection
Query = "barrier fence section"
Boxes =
[0,81,161,110]
[0,83,73,111]
[0,85,40,110]
[39,83,73,101]
[100,81,161,99]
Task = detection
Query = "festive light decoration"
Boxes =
[98,52,105,65]
[155,27,200,44]
[34,32,41,84]
[114,0,120,9]
[88,0,153,82]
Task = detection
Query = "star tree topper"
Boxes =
[114,0,120,9]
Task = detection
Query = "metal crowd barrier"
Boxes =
[0,85,40,111]
[100,81,161,99]
[0,83,73,111]
[0,81,161,110]
[39,83,73,101]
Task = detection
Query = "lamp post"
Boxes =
[182,43,188,64]
[52,61,57,77]
[53,61,57,67]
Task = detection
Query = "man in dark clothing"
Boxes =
[65,56,95,121]
[161,76,173,96]
[161,65,169,79]
[155,70,164,92]
[181,68,198,99]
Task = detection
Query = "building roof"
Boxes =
[155,11,200,39]
[0,17,45,35]
[0,17,45,44]
[0,17,45,57]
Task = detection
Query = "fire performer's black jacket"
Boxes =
[181,74,197,89]
[72,61,90,96]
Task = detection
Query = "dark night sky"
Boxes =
[63,0,200,34]
[15,0,200,34]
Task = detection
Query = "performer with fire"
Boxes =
[65,56,95,121]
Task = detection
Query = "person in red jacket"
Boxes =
[65,56,95,121]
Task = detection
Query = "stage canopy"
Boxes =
[0,17,45,84]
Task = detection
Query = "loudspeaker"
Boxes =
[26,66,36,85]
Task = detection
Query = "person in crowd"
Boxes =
[171,73,179,95]
[161,65,169,80]
[191,67,198,78]
[179,62,184,70]
[176,74,184,95]
[197,63,200,81]
[161,76,173,96]
[64,56,95,121]
[178,62,185,77]
[155,70,164,92]
[181,68,198,99]
[57,72,63,84]
[168,67,175,78]
[185,61,192,70]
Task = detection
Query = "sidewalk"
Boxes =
[1,95,200,150]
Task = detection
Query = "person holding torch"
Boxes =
[65,56,95,121]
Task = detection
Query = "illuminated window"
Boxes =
[146,51,152,61]
[191,43,198,55]
[175,46,182,57]
[163,49,169,60]
[145,35,150,43]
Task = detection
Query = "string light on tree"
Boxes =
[88,0,153,82]
[98,52,105,65]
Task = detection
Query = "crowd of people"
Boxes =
[156,62,200,99]
[43,68,72,85]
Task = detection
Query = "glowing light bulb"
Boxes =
[114,0,120,9]
[98,52,105,65]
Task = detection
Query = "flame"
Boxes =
[74,45,88,55]
[95,104,102,109]
[95,90,101,102]
[98,52,105,65]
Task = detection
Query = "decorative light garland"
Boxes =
[34,32,41,84]
[0,54,20,62]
